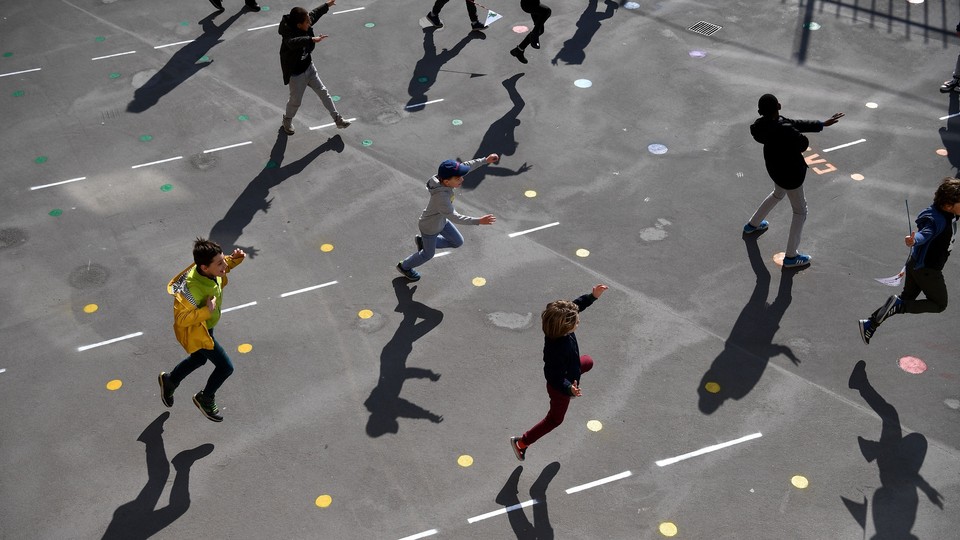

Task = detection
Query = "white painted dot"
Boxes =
[624,1,640,8]
[907,0,924,4]
[806,22,821,30]
[574,79,593,88]
[865,102,878,109]
[689,50,706,58]
[944,398,959,410]
[647,143,668,155]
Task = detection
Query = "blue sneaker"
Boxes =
[396,262,421,282]
[858,319,874,345]
[743,220,769,234]
[782,253,811,268]
[873,295,901,325]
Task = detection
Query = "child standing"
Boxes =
[859,178,960,344]
[159,238,245,422]
[396,154,499,281]
[510,284,608,461]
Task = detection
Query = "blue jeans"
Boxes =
[169,330,234,397]
[401,220,464,270]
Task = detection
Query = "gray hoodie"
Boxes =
[417,157,488,235]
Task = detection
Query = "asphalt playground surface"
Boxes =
[2,0,960,538]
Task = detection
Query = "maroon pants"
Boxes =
[522,355,593,445]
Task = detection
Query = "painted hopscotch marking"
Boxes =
[0,67,42,78]
[822,138,866,153]
[308,118,357,130]
[508,222,560,238]
[154,40,195,49]
[397,529,438,540]
[78,331,144,352]
[280,280,338,298]
[31,177,86,191]
[565,470,632,494]
[203,141,253,154]
[655,432,763,467]
[221,301,257,313]
[405,99,445,109]
[131,156,183,169]
[467,499,537,524]
[91,51,136,61]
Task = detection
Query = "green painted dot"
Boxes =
[331,95,341,102]
[139,135,153,142]
[237,114,249,121]
[34,156,48,164]
[160,184,173,192]
[49,209,63,217]
[12,90,24,97]
[265,160,279,169]
[109,72,121,79]
[417,76,429,83]
[197,55,211,63]
[261,5,270,11]
[95,36,106,42]
[364,22,376,28]
[361,139,373,147]
[2,52,12,58]
[452,119,463,126]
[180,21,189,26]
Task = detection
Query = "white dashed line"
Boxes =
[154,40,195,49]
[308,118,357,130]
[397,529,438,540]
[655,432,762,467]
[30,177,86,191]
[247,23,280,31]
[280,280,338,298]
[77,332,144,352]
[467,499,537,524]
[221,301,257,313]
[203,141,253,154]
[333,7,366,14]
[940,112,960,120]
[91,51,136,61]
[0,369,6,374]
[131,156,183,169]
[0,67,42,78]
[508,222,560,238]
[405,99,445,109]
[822,138,866,152]
[564,470,631,494]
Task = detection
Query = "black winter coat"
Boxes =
[278,4,329,85]
[750,115,823,190]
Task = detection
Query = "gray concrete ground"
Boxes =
[2,0,960,538]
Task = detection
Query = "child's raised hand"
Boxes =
[591,284,608,298]
[231,248,246,260]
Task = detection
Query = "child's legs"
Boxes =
[953,52,960,79]
[522,382,570,445]
[402,232,439,270]
[748,184,786,227]
[784,185,807,258]
[284,72,310,120]
[200,335,235,396]
[169,348,209,386]
[464,0,478,20]
[436,220,464,249]
[901,265,947,314]
[430,0,450,15]
[304,65,340,119]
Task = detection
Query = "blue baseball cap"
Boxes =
[437,159,470,180]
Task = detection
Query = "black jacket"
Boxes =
[750,115,823,190]
[542,293,596,395]
[278,4,330,85]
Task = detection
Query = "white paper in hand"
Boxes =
[484,10,503,26]
[874,266,905,287]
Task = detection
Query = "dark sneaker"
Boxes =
[530,38,540,50]
[193,392,223,422]
[426,12,444,28]
[415,235,424,252]
[873,295,901,325]
[245,1,262,12]
[848,360,867,390]
[858,319,874,345]
[941,79,959,93]
[158,372,176,407]
[743,219,769,234]
[510,436,526,461]
[396,262,421,282]
[782,253,811,268]
[510,47,528,64]
[471,20,488,31]
[335,116,351,129]
[208,0,225,11]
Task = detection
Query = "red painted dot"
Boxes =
[898,356,927,374]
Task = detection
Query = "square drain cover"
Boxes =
[689,21,722,36]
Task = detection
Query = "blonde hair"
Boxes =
[541,300,579,339]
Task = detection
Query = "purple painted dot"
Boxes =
[898,356,927,374]
[689,50,706,58]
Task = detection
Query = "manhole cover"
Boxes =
[688,21,722,36]
[190,153,218,171]
[69,263,110,289]
[0,228,27,248]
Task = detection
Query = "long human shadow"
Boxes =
[102,412,214,540]
[460,73,532,191]
[697,234,798,414]
[405,28,485,112]
[843,361,943,539]
[127,10,244,113]
[938,91,960,173]
[364,278,444,437]
[494,463,560,539]
[208,132,344,257]
[551,0,618,66]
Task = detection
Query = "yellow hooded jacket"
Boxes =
[167,255,243,354]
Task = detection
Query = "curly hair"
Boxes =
[934,177,960,210]
[541,300,580,339]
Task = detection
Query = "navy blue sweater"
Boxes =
[911,205,958,270]
[543,293,597,395]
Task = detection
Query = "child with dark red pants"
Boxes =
[511,284,608,461]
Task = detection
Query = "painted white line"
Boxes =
[91,51,136,61]
[940,112,960,120]
[221,301,257,313]
[405,99,445,109]
[467,499,537,524]
[822,138,866,153]
[78,332,144,352]
[565,470,632,494]
[0,368,6,374]
[131,156,183,169]
[247,23,280,31]
[508,222,560,238]
[397,529,438,540]
[0,67,42,78]
[655,432,762,467]
[203,141,253,154]
[334,7,366,14]
[154,39,195,49]
[280,280,338,298]
[308,117,357,130]
[30,176,86,191]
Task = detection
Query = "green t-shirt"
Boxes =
[185,267,223,329]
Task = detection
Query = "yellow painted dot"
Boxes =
[106,380,122,391]
[524,190,537,198]
[659,522,678,537]
[320,243,334,252]
[704,381,721,394]
[850,173,864,181]
[587,420,603,432]
[791,475,809,489]
[315,494,332,508]
[773,252,785,266]
[936,148,948,156]
[237,343,253,354]
[472,277,486,287]
[83,304,99,313]
[358,309,373,319]
[575,248,590,257]
[457,454,474,467]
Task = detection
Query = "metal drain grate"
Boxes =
[688,21,722,36]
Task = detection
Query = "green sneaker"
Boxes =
[192,392,223,422]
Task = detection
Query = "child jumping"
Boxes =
[510,284,608,461]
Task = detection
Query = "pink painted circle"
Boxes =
[898,356,927,374]
[513,25,530,34]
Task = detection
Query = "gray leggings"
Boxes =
[285,63,339,121]
[748,183,808,258]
